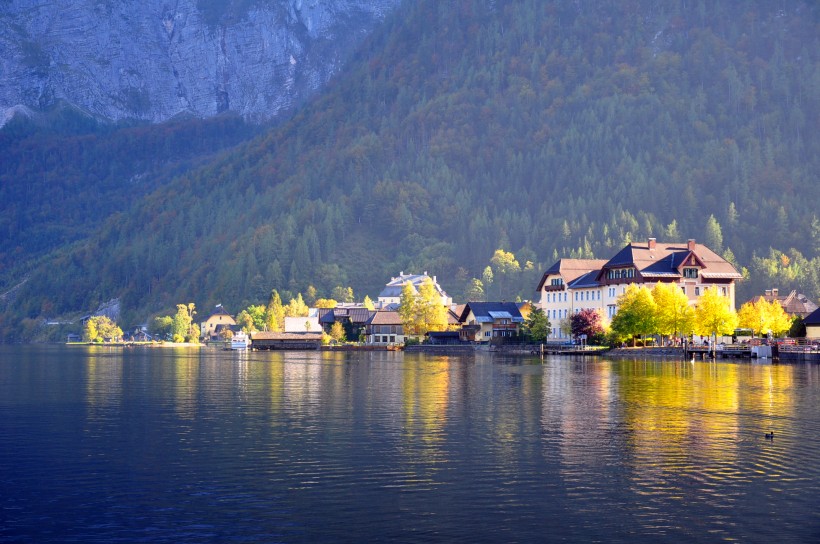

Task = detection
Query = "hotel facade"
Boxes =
[537,238,742,340]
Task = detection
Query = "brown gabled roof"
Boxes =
[369,310,402,325]
[447,308,461,325]
[536,259,608,290]
[749,290,819,317]
[601,240,741,280]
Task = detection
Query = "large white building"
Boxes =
[378,271,452,309]
[537,238,742,339]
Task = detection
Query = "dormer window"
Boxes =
[607,268,635,280]
[683,268,698,279]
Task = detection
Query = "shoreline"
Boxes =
[66,341,203,348]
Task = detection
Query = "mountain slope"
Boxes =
[0,0,399,124]
[3,0,819,339]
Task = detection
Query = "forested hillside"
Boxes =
[2,0,818,340]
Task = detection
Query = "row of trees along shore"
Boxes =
[88,280,794,347]
[580,283,793,347]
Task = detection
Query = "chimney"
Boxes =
[765,289,772,297]
[648,237,656,250]
[687,239,696,251]
[772,288,779,297]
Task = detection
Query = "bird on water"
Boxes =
[765,431,774,440]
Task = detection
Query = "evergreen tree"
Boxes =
[704,215,724,253]
[465,278,485,302]
[524,307,550,342]
[305,285,318,306]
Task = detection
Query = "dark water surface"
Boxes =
[1,345,819,543]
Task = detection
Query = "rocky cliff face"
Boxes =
[0,0,399,125]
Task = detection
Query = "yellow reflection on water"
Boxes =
[282,351,324,417]
[85,347,123,409]
[402,355,450,448]
[613,359,797,492]
[171,353,199,420]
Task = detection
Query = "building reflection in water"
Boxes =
[539,357,799,522]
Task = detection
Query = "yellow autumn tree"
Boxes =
[398,278,447,337]
[737,299,791,337]
[610,284,657,346]
[694,287,738,340]
[398,281,420,336]
[417,278,448,334]
[651,282,695,340]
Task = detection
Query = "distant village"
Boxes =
[74,238,820,351]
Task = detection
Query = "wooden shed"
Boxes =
[251,331,323,350]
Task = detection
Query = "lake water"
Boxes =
[1,345,819,543]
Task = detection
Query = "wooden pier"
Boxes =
[684,345,714,360]
[541,345,609,356]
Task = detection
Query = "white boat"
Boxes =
[230,331,251,350]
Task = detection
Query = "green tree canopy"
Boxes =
[150,315,174,339]
[83,315,122,342]
[172,303,198,343]
[524,307,550,342]
[465,278,485,302]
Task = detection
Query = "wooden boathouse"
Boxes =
[251,332,323,350]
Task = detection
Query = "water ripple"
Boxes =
[1,347,819,542]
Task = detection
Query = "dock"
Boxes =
[541,345,609,356]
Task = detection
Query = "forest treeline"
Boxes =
[1,0,818,340]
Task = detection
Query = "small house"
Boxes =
[805,307,820,338]
[458,302,524,343]
[366,310,405,345]
[318,306,375,340]
[201,304,236,341]
[747,288,819,319]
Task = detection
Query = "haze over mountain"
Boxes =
[1,0,818,340]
